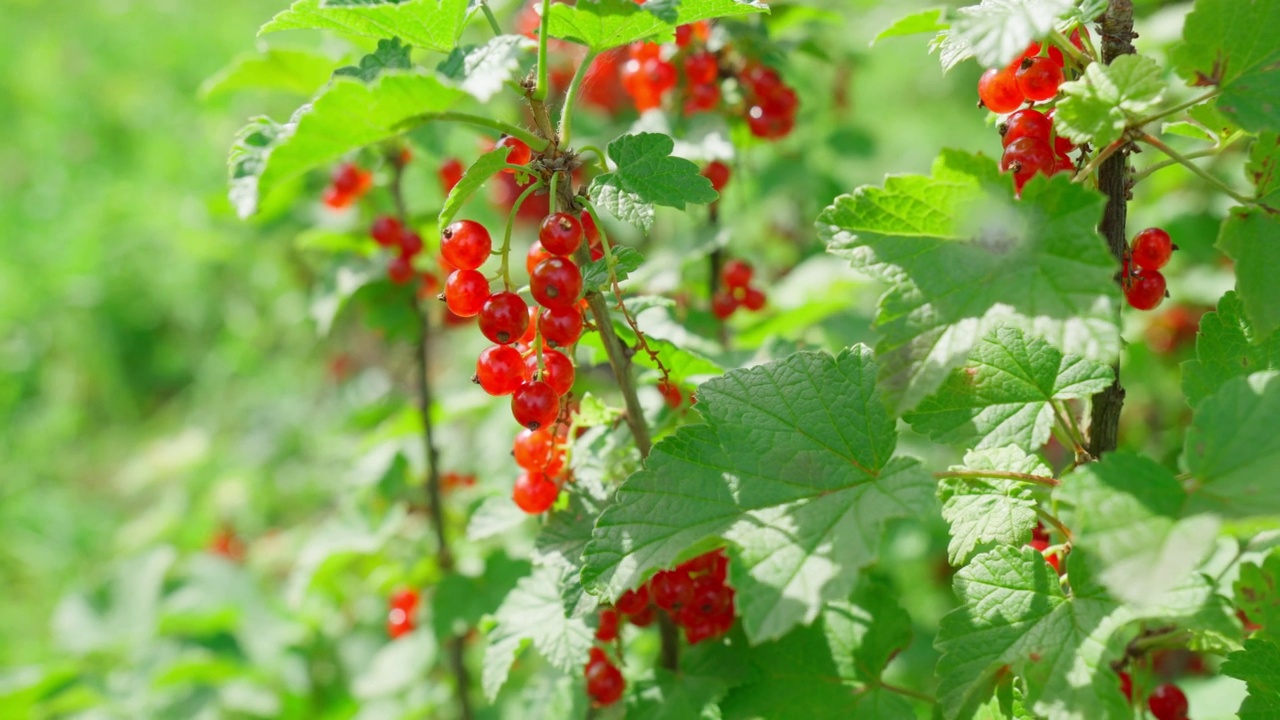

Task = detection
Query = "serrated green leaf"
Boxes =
[438,148,512,233]
[626,669,727,720]
[872,7,949,45]
[1057,452,1220,607]
[1248,132,1280,208]
[1172,0,1280,132]
[466,495,530,541]
[935,547,1130,720]
[1219,210,1280,338]
[1185,372,1280,517]
[200,47,337,100]
[1235,552,1280,643]
[229,71,466,218]
[581,347,935,643]
[581,246,644,292]
[931,29,976,73]
[261,0,469,54]
[824,578,913,682]
[951,0,1074,69]
[589,133,718,232]
[939,446,1046,565]
[1182,291,1280,408]
[533,494,603,618]
[1161,120,1217,143]
[1223,639,1280,718]
[1189,101,1239,139]
[483,565,594,701]
[431,554,530,639]
[1055,55,1166,147]
[437,35,534,102]
[905,327,1113,450]
[547,0,768,53]
[334,37,412,83]
[818,150,1118,410]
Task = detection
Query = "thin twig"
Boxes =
[1132,129,1246,181]
[558,49,598,146]
[933,470,1059,488]
[1139,133,1255,206]
[394,111,547,150]
[477,0,503,35]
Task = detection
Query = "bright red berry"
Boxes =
[1147,683,1189,720]
[584,655,625,706]
[514,428,556,471]
[615,586,650,616]
[476,345,528,396]
[1119,671,1133,701]
[388,254,415,285]
[398,231,423,257]
[519,306,539,345]
[658,380,683,408]
[978,66,1024,114]
[745,104,795,139]
[1125,268,1167,311]
[742,286,766,311]
[323,186,355,209]
[528,348,575,396]
[371,216,403,247]
[1000,108,1052,147]
[1000,136,1056,193]
[595,608,619,642]
[649,569,694,611]
[684,51,719,85]
[711,290,738,319]
[331,162,371,195]
[531,258,583,310]
[444,269,490,317]
[1015,56,1064,102]
[497,135,532,170]
[512,470,559,513]
[512,380,561,430]
[479,292,530,345]
[539,213,584,256]
[539,305,584,347]
[721,259,753,289]
[441,220,493,271]
[390,588,420,612]
[1131,227,1174,271]
[684,82,721,115]
[439,157,464,193]
[703,161,731,193]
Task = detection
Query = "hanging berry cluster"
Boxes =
[370,215,430,287]
[386,588,420,639]
[1123,227,1176,311]
[978,31,1089,194]
[712,258,766,320]
[1117,672,1192,720]
[322,161,373,209]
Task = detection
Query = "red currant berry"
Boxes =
[582,211,601,246]
[683,82,721,115]
[1125,268,1167,311]
[742,286,766,311]
[595,608,619,642]
[741,63,782,98]
[702,161,731,193]
[323,187,355,209]
[371,216,402,247]
[479,291,530,345]
[387,615,413,639]
[514,428,556,471]
[439,157,464,194]
[586,647,608,670]
[539,305,584,347]
[398,230,423,257]
[512,470,559,513]
[390,588,419,612]
[1131,227,1174,271]
[1000,108,1052,148]
[527,240,554,277]
[721,259,753,289]
[1021,41,1064,68]
[444,269,490,317]
[512,380,560,430]
[1147,683,1188,720]
[520,306,539,345]
[331,162,370,195]
[441,220,492,271]
[497,135,532,171]
[1118,671,1133,701]
[683,51,719,85]
[475,345,528,396]
[615,586,649,616]
[674,23,695,48]
[628,41,661,62]
[658,380,683,408]
[539,212,584,256]
[649,569,694,610]
[1000,136,1055,194]
[745,104,795,139]
[388,253,415,285]
[584,656,625,706]
[1015,56,1064,102]
[978,66,1025,114]
[531,257,583,310]
[711,290,738,319]
[528,348,575,396]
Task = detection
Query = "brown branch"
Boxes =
[1087,0,1136,458]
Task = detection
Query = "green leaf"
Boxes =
[351,629,436,698]
[938,446,1046,565]
[1248,132,1280,208]
[1054,55,1166,147]
[482,565,594,701]
[261,0,470,54]
[588,133,718,232]
[935,547,1130,720]
[1184,371,1280,517]
[1182,291,1280,408]
[824,578,914,682]
[438,148,512,233]
[1056,452,1220,606]
[626,669,727,720]
[818,150,1118,410]
[431,554,530,639]
[1223,639,1280,718]
[229,71,466,217]
[581,347,936,642]
[437,35,535,102]
[905,327,1113,450]
[1219,210,1280,338]
[334,37,412,83]
[1235,552,1280,642]
[581,246,644,292]
[1173,0,1280,132]
[951,0,1074,69]
[199,47,337,100]
[547,0,768,53]
[534,494,604,618]
[872,7,949,45]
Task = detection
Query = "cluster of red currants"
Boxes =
[208,526,245,562]
[1123,227,1176,311]
[583,647,625,707]
[322,161,374,209]
[712,258,766,320]
[370,215,430,287]
[977,33,1088,193]
[511,426,569,514]
[1119,673,1192,720]
[386,588,420,639]
[1026,522,1062,574]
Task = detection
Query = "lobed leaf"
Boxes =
[547,0,768,53]
[939,446,1046,565]
[1222,639,1280,718]
[200,47,337,100]
[1055,55,1166,147]
[1218,210,1280,338]
[950,0,1074,70]
[436,34,535,102]
[1172,0,1280,132]
[334,37,412,83]
[588,133,718,232]
[261,0,469,54]
[1182,291,1280,408]
[1184,371,1280,517]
